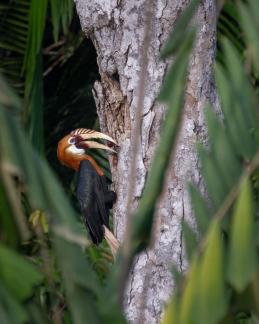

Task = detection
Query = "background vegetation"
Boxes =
[1,0,259,323]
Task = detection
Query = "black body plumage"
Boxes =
[76,160,116,245]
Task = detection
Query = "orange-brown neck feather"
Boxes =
[57,137,104,176]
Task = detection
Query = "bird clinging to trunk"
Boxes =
[57,128,119,255]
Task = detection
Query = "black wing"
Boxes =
[76,160,116,245]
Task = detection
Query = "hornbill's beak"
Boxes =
[70,128,118,153]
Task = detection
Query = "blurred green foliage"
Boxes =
[163,1,259,323]
[1,0,259,323]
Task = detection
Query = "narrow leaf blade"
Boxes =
[227,179,258,292]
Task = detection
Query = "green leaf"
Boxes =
[0,283,28,324]
[171,264,183,286]
[222,39,257,132]
[25,54,44,152]
[0,75,20,112]
[182,220,198,261]
[227,178,258,292]
[216,40,257,161]
[179,256,200,323]
[198,144,226,211]
[162,297,179,324]
[199,221,227,324]
[217,4,244,55]
[23,0,47,152]
[238,0,259,73]
[50,0,61,42]
[0,182,19,246]
[0,244,43,301]
[189,183,211,235]
[205,106,242,190]
[159,31,195,102]
[160,0,199,58]
[50,0,74,41]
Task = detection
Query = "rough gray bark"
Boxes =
[74,0,217,322]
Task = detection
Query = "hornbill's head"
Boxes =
[57,128,117,174]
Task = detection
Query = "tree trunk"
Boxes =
[74,0,218,322]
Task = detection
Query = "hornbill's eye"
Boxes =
[68,137,76,145]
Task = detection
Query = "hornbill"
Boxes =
[57,128,119,255]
